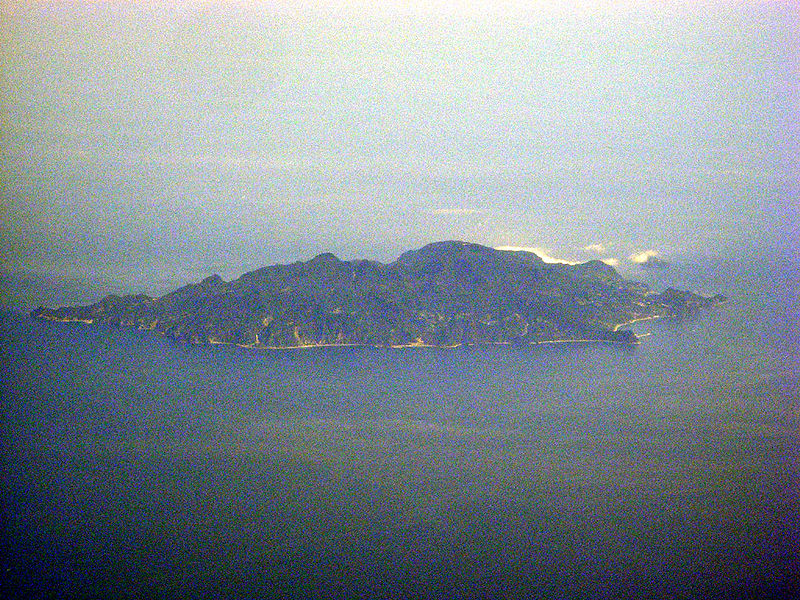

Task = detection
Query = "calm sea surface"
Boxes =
[1,260,798,599]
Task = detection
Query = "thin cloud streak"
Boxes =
[584,243,608,255]
[494,246,580,265]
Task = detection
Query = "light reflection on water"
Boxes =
[1,279,798,599]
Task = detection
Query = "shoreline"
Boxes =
[33,315,642,350]
[612,315,662,331]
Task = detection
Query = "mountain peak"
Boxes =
[573,260,623,282]
[395,241,495,266]
[200,274,225,287]
[308,252,344,265]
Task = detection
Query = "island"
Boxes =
[31,241,725,348]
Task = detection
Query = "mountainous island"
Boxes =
[32,241,725,348]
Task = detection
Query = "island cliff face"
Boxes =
[31,241,725,348]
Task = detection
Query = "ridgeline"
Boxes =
[32,241,724,348]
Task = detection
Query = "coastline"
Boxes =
[33,315,642,350]
[612,315,661,331]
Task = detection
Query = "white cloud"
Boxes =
[629,250,660,264]
[583,243,607,254]
[601,258,620,267]
[629,250,671,268]
[495,246,579,264]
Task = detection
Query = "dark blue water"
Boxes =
[1,260,798,599]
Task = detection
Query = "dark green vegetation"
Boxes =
[32,241,723,347]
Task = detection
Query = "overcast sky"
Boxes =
[1,1,797,287]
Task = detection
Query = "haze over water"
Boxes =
[1,1,798,597]
[2,257,797,599]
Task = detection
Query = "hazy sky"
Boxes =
[1,1,797,287]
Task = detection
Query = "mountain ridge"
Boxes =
[32,241,725,348]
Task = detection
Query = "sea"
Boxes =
[1,256,798,599]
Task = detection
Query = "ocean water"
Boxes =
[1,259,798,599]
